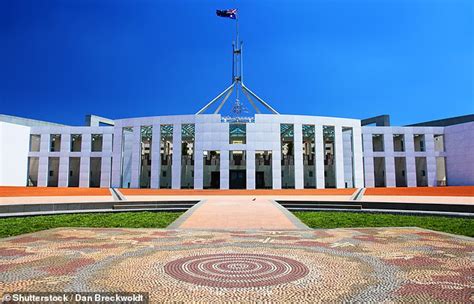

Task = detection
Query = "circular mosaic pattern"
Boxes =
[164,253,309,288]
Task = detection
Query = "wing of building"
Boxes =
[0,113,473,189]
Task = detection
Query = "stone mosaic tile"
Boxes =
[0,227,472,303]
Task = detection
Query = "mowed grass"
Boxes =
[0,211,184,238]
[293,211,474,237]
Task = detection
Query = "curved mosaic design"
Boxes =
[164,253,309,288]
[0,228,472,302]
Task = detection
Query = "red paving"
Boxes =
[0,186,110,197]
[175,197,301,230]
[120,188,357,196]
[364,186,474,197]
[1,186,473,197]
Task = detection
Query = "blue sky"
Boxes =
[1,0,473,126]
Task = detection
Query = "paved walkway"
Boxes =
[1,227,472,302]
[171,196,307,230]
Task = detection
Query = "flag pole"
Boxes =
[235,12,240,105]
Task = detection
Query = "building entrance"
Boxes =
[256,171,265,189]
[230,170,246,189]
[210,172,220,189]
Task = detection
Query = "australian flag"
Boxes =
[216,9,237,19]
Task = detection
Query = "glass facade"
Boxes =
[181,124,195,189]
[160,125,173,189]
[255,151,272,189]
[281,124,295,188]
[140,126,152,188]
[323,126,336,188]
[203,151,220,189]
[229,124,246,144]
[302,125,316,188]
[229,150,246,189]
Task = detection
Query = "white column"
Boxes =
[364,157,375,187]
[384,132,396,187]
[315,125,325,188]
[82,134,92,154]
[57,133,70,187]
[37,135,50,187]
[425,134,436,187]
[194,149,203,189]
[100,156,112,188]
[58,157,69,187]
[406,157,417,187]
[172,124,182,189]
[352,126,364,188]
[37,157,49,187]
[150,124,161,188]
[405,132,417,187]
[130,127,141,188]
[334,126,345,188]
[427,156,436,187]
[272,148,281,189]
[294,123,304,189]
[79,156,90,188]
[100,133,113,188]
[362,132,374,187]
[246,150,256,189]
[220,149,229,189]
[111,127,122,188]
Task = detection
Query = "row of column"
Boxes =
[33,133,113,188]
[110,123,364,189]
[363,132,438,187]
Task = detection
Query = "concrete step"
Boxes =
[281,203,362,210]
[113,203,195,210]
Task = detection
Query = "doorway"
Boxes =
[230,170,246,189]
[210,171,220,189]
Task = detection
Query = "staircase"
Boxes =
[113,200,198,211]
[278,201,362,211]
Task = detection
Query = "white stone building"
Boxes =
[0,113,472,189]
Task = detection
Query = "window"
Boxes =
[70,134,82,152]
[323,126,336,188]
[140,126,152,188]
[160,125,173,189]
[393,134,405,152]
[414,134,425,152]
[29,134,41,152]
[91,134,103,152]
[229,124,246,144]
[181,124,195,189]
[281,124,295,189]
[372,134,384,152]
[434,134,445,152]
[50,134,61,152]
[302,125,316,189]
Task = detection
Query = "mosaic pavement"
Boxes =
[0,227,473,303]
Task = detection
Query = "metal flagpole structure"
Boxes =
[196,9,279,117]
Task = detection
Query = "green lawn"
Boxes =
[293,211,474,237]
[0,211,184,238]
